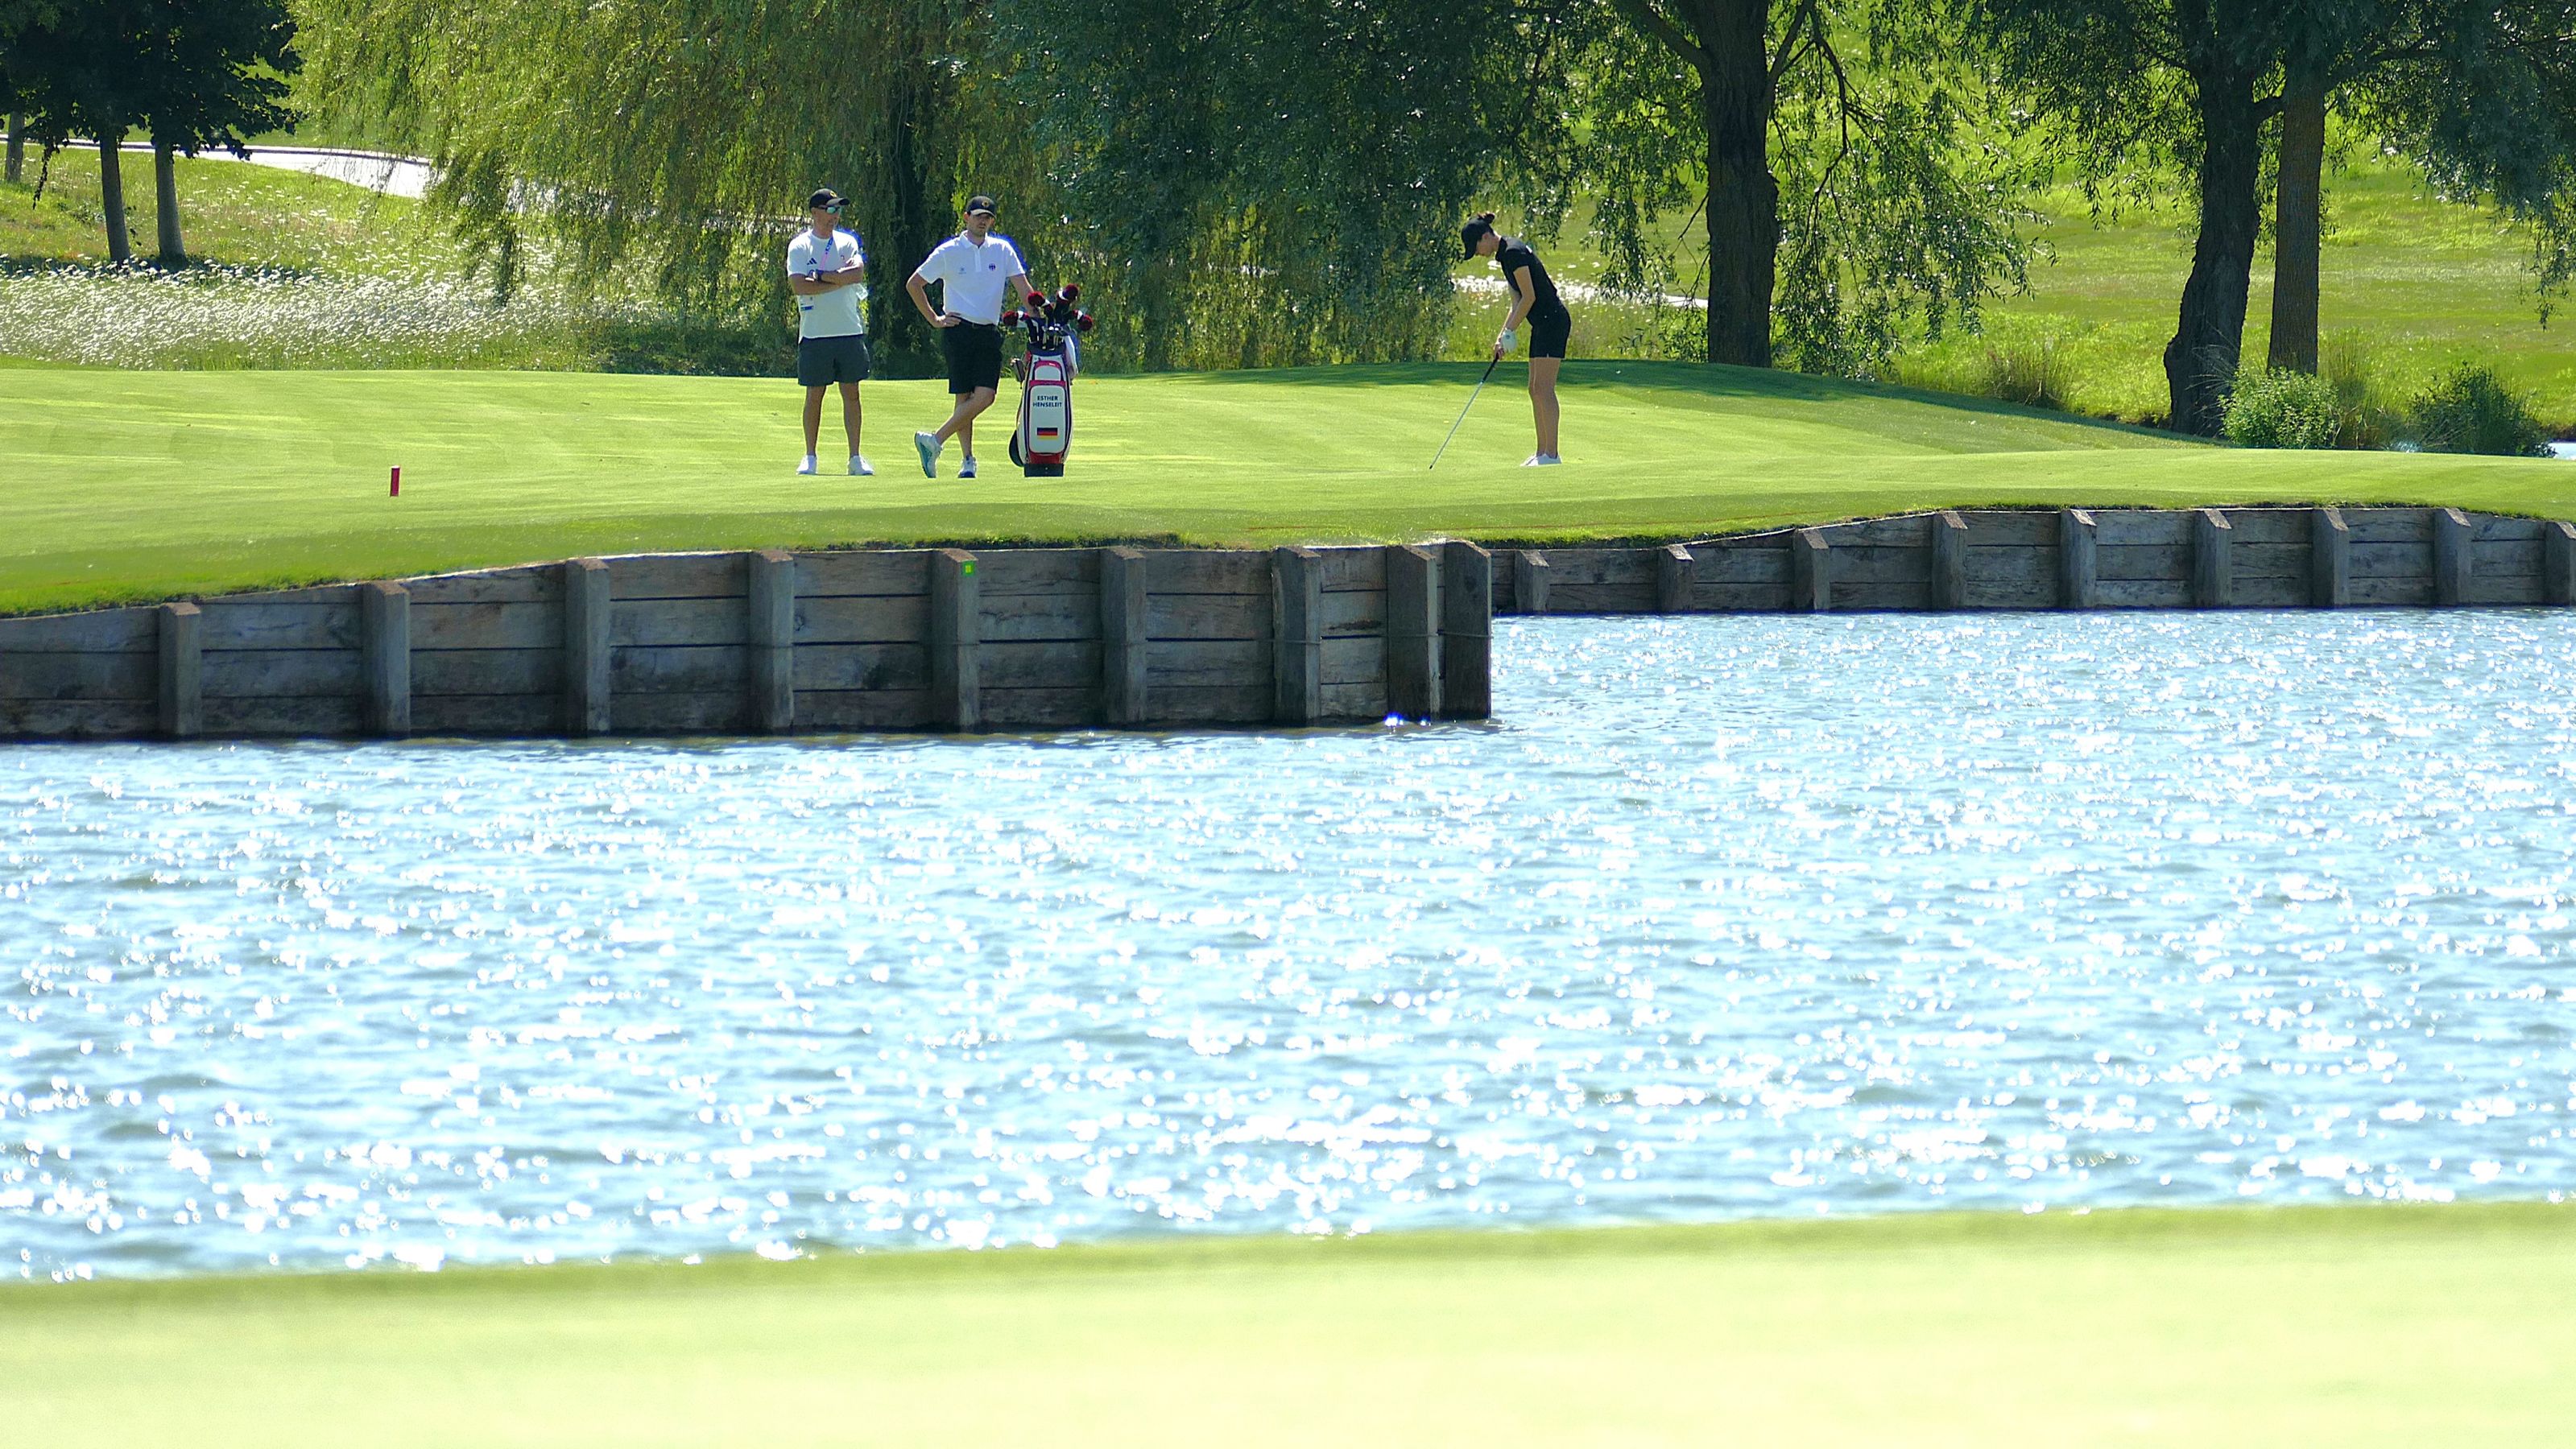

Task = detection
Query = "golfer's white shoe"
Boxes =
[849,454,873,477]
[1521,453,1563,466]
[958,456,978,479]
[914,431,941,477]
[796,453,820,475]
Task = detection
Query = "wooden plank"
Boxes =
[609,554,742,601]
[1656,544,1695,613]
[2344,507,2433,545]
[1931,510,1966,609]
[414,649,560,696]
[797,595,931,645]
[1548,583,1656,613]
[2096,543,2192,582]
[2220,508,2311,545]
[2094,511,2192,547]
[610,691,750,735]
[2545,522,2576,605]
[1321,637,1387,686]
[2349,542,2437,580]
[2233,543,2310,579]
[1144,593,1268,641]
[1320,681,1391,721]
[0,608,156,653]
[2059,509,2097,609]
[222,584,358,605]
[1540,549,1652,588]
[612,645,748,694]
[796,551,931,597]
[1100,547,1148,726]
[203,649,361,699]
[1386,544,1441,719]
[2462,572,2545,607]
[0,699,155,740]
[411,695,563,737]
[983,641,1103,691]
[1317,547,1387,592]
[1820,515,1932,548]
[204,696,364,737]
[1697,540,1791,584]
[1960,511,2059,547]
[2351,575,2437,607]
[1833,580,1933,612]
[1693,581,1791,613]
[2094,578,2193,609]
[1146,638,1268,688]
[1962,547,2057,610]
[930,549,978,730]
[404,568,560,605]
[796,689,937,733]
[1144,551,1267,595]
[980,687,1099,729]
[748,550,795,733]
[793,643,929,692]
[2192,509,2232,609]
[2433,507,2472,606]
[611,597,748,648]
[978,593,1099,642]
[564,558,612,737]
[362,581,411,737]
[975,548,1097,597]
[2475,516,2545,543]
[2471,539,2545,579]
[1828,545,1935,586]
[159,602,201,737]
[199,600,358,650]
[1143,683,1270,724]
[1441,542,1491,720]
[0,651,155,701]
[2311,507,2350,607]
[2235,577,2309,609]
[411,601,557,650]
[1321,589,1384,638]
[1514,551,1550,615]
[1789,529,1831,613]
[1273,547,1322,724]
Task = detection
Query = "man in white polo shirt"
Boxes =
[906,193,1031,479]
[787,187,873,477]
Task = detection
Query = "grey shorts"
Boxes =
[797,332,872,387]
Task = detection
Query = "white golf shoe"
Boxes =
[1521,453,1563,466]
[849,454,874,477]
[796,453,819,475]
[959,456,978,479]
[914,431,941,477]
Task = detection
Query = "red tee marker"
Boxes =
[391,467,401,497]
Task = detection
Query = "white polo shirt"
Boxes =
[786,227,866,340]
[912,233,1027,325]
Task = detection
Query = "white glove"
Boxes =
[1495,328,1517,353]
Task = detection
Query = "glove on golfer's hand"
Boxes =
[1495,328,1516,354]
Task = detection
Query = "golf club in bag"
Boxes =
[1003,284,1095,478]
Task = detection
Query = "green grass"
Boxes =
[2,360,2570,616]
[1,148,450,275]
[6,1200,2570,1446]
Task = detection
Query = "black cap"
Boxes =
[808,188,845,211]
[965,195,998,217]
[1460,216,1496,258]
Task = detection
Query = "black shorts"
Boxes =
[943,321,1004,394]
[797,332,872,386]
[1528,306,1572,361]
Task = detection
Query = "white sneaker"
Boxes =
[1521,453,1563,466]
[914,431,941,477]
[849,454,873,477]
[796,453,819,475]
[958,456,978,479]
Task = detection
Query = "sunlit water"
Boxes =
[7,613,2574,1281]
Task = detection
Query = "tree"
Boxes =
[2,0,143,261]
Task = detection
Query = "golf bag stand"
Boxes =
[1006,285,1094,478]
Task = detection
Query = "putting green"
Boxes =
[6,1202,2570,1446]
[2,361,2569,614]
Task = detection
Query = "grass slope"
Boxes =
[4,361,2570,615]
[6,1202,2572,1447]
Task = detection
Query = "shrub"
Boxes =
[2222,368,2339,448]
[1974,336,2064,411]
[2411,363,2550,457]
[2318,332,2402,450]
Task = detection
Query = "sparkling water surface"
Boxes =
[6,613,2574,1281]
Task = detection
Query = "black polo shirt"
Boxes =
[1496,237,1566,316]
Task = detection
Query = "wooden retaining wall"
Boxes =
[1495,507,2576,616]
[0,545,1495,741]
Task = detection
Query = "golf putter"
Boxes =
[1429,357,1502,471]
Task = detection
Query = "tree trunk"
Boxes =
[875,63,946,378]
[2266,62,2326,374]
[154,138,188,266]
[1697,2,1777,368]
[2163,76,2263,436]
[98,129,134,265]
[6,114,24,186]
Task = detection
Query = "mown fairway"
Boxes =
[5,361,2570,614]
[6,1202,2571,1447]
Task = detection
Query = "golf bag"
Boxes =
[1004,285,1094,478]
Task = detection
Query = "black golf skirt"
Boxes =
[1528,305,1572,361]
[944,322,1005,394]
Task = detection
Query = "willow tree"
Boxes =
[292,0,988,370]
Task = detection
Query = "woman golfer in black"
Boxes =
[1462,213,1569,465]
